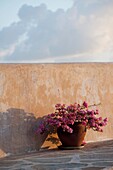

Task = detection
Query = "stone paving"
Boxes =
[0,140,113,170]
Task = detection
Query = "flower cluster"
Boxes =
[37,101,108,134]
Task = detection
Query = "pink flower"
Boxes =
[83,101,88,108]
[82,121,87,126]
[36,101,108,134]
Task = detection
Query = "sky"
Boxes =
[0,0,113,63]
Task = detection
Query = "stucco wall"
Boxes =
[0,63,113,157]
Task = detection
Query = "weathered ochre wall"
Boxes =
[0,63,113,157]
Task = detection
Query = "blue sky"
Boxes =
[0,0,113,63]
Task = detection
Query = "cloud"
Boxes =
[0,44,15,58]
[0,1,113,62]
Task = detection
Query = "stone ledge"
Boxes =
[0,140,113,170]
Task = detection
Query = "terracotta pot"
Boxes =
[57,122,86,147]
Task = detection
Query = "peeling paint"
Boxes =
[0,73,5,97]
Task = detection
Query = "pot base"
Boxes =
[58,144,84,150]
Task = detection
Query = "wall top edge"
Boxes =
[0,62,113,65]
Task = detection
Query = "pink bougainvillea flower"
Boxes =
[83,101,88,108]
[36,101,108,134]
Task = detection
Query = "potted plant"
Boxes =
[36,101,108,148]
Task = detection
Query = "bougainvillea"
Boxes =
[37,101,108,134]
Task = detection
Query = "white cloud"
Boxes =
[0,1,113,62]
[0,45,15,58]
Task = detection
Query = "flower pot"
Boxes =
[57,122,86,147]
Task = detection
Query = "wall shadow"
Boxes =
[0,108,47,156]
